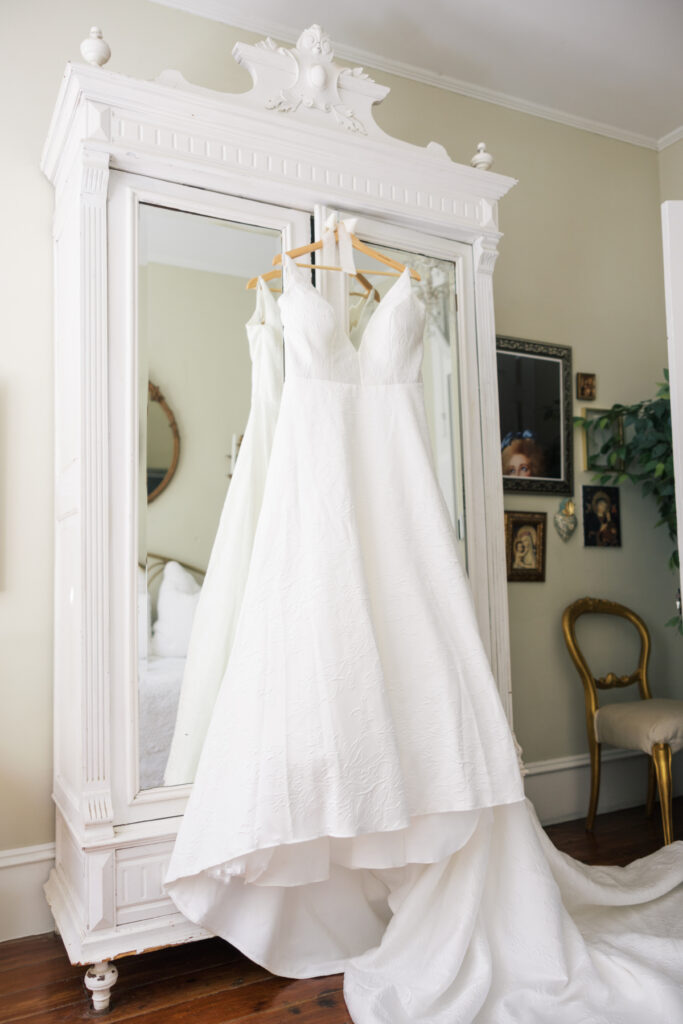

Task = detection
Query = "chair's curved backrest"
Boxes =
[562,598,652,724]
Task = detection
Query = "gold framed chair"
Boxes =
[562,597,683,845]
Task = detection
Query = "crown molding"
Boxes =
[149,0,663,150]
[658,125,683,151]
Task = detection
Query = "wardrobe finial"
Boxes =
[471,142,493,171]
[80,27,111,67]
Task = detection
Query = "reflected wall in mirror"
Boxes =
[137,203,282,791]
[147,381,180,501]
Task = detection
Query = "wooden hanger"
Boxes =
[246,228,419,293]
[273,230,420,280]
[246,265,380,302]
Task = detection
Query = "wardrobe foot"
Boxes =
[84,961,118,1012]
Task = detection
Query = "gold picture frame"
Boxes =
[505,511,547,582]
[581,407,625,472]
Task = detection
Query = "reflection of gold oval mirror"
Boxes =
[147,381,180,503]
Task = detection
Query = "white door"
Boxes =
[662,200,683,598]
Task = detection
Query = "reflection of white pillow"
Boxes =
[137,566,151,659]
[151,561,201,658]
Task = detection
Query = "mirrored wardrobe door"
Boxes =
[107,172,311,823]
[137,204,286,794]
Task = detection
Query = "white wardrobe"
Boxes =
[42,23,517,1008]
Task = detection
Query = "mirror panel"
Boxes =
[137,203,282,790]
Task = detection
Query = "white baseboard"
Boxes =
[0,842,55,942]
[524,748,683,826]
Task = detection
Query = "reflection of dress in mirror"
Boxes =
[163,278,282,786]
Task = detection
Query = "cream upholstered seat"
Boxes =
[562,597,683,845]
[595,699,683,756]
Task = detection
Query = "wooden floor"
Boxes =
[1,799,680,1024]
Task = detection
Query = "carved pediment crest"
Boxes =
[233,24,389,136]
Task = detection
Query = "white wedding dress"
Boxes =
[166,256,683,1022]
[164,278,282,786]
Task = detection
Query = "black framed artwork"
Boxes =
[496,336,573,495]
[582,485,621,547]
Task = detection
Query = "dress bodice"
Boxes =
[278,254,425,385]
[246,276,283,406]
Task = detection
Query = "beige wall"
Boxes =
[1,0,680,850]
[142,265,254,573]
[659,139,683,201]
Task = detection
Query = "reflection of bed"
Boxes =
[138,655,186,789]
[138,555,205,790]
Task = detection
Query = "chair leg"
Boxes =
[586,740,601,832]
[652,743,673,845]
[646,757,656,818]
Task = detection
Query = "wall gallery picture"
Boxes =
[504,511,547,582]
[581,407,625,471]
[496,336,573,496]
[582,485,621,547]
[576,372,597,401]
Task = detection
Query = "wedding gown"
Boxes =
[166,256,683,1022]
[164,278,282,786]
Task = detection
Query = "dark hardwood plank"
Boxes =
[0,936,240,1000]
[0,934,66,974]
[102,974,345,1024]
[546,797,683,866]
[0,953,267,1024]
[233,988,349,1024]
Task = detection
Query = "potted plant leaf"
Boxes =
[575,370,680,632]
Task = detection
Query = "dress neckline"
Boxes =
[280,253,412,357]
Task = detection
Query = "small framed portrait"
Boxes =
[504,511,547,582]
[582,485,621,547]
[497,336,573,496]
[576,372,597,401]
[581,408,625,471]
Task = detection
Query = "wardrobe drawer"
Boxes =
[115,842,175,925]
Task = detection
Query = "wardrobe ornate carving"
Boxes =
[43,24,516,1008]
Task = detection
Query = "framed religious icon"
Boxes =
[504,511,547,582]
[582,485,621,547]
[576,372,596,401]
[496,336,573,495]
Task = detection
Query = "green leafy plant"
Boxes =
[575,370,680,632]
